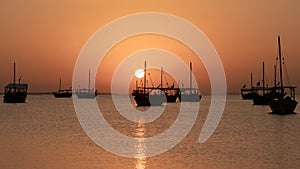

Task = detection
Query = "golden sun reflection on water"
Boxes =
[134,121,147,169]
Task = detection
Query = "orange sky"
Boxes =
[0,0,300,94]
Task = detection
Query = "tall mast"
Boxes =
[88,70,90,90]
[262,61,265,95]
[136,80,138,90]
[13,62,16,91]
[144,61,146,94]
[161,67,163,90]
[189,62,192,93]
[13,62,16,84]
[278,35,284,93]
[274,65,277,87]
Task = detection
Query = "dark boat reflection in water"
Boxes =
[3,62,28,103]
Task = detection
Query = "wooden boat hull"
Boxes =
[76,92,97,99]
[242,94,253,100]
[241,93,253,100]
[166,94,178,103]
[179,94,201,102]
[75,89,98,99]
[133,94,165,106]
[3,93,27,103]
[241,88,253,100]
[53,92,72,98]
[252,96,272,105]
[269,98,298,114]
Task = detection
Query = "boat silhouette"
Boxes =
[3,62,28,103]
[178,62,201,102]
[269,36,298,114]
[53,78,72,98]
[75,70,98,99]
[132,61,165,106]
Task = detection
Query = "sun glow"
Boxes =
[135,69,145,78]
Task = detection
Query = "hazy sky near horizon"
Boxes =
[0,0,300,94]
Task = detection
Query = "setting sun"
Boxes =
[135,69,145,78]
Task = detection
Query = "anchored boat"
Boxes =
[179,62,201,102]
[132,61,165,106]
[3,62,28,103]
[53,78,72,98]
[75,70,98,99]
[269,36,297,114]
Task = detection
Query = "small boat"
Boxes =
[269,36,298,114]
[178,62,201,102]
[75,70,98,99]
[76,88,98,99]
[241,73,253,100]
[132,61,165,106]
[53,78,72,98]
[3,62,28,103]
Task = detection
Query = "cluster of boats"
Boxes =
[3,65,98,103]
[241,36,298,114]
[3,36,297,113]
[52,70,98,99]
[2,61,201,106]
[131,61,201,106]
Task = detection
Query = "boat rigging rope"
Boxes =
[148,73,155,87]
[282,57,291,85]
[163,73,169,87]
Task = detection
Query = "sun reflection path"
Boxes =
[134,121,147,169]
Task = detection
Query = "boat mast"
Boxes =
[274,65,277,87]
[136,80,138,90]
[12,62,17,93]
[262,62,265,95]
[189,62,192,93]
[13,62,16,85]
[161,67,163,93]
[88,70,90,90]
[144,61,146,95]
[278,35,284,94]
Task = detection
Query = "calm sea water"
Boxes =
[0,94,299,169]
